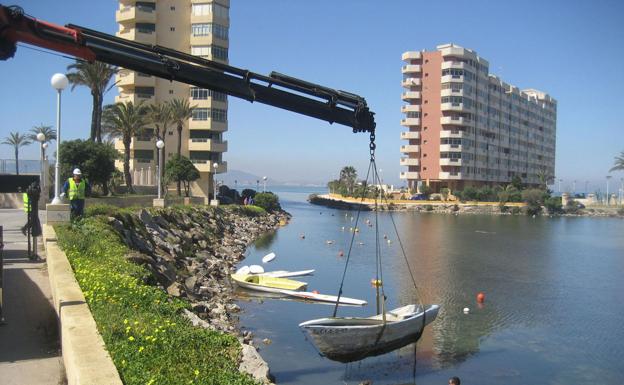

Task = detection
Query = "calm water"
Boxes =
[236,187,624,385]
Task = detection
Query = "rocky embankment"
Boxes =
[107,206,289,382]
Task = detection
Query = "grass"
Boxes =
[55,217,257,385]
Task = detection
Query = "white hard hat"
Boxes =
[73,168,82,175]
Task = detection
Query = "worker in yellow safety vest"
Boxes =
[62,168,91,219]
[22,192,31,213]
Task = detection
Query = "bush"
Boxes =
[440,188,450,201]
[241,189,256,200]
[59,139,118,195]
[55,218,255,385]
[419,184,432,198]
[253,192,281,212]
[164,155,200,197]
[85,204,119,217]
[241,205,266,216]
[511,206,521,215]
[544,196,563,215]
[565,199,583,214]
[522,188,546,216]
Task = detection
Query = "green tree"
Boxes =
[66,60,117,143]
[29,125,56,176]
[522,188,547,216]
[254,192,281,212]
[168,98,195,195]
[440,187,450,201]
[419,184,432,198]
[58,140,118,195]
[511,175,523,191]
[102,101,148,193]
[544,196,563,215]
[2,132,31,175]
[339,166,357,194]
[164,155,200,197]
[609,151,624,172]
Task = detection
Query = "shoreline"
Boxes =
[108,205,289,383]
[309,194,624,218]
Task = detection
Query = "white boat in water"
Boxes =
[299,304,440,363]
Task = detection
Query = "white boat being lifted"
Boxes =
[299,304,439,363]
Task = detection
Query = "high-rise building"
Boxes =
[400,44,556,192]
[114,0,230,198]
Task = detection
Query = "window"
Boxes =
[170,27,175,31]
[191,3,229,19]
[134,149,154,163]
[191,45,228,60]
[170,6,175,11]
[190,87,227,101]
[191,108,227,122]
[135,87,154,98]
[136,23,155,34]
[136,2,156,12]
[191,23,228,40]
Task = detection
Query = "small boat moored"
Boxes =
[231,273,307,293]
[299,304,439,363]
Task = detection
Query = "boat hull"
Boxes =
[299,304,439,363]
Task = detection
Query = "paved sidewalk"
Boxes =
[0,209,63,385]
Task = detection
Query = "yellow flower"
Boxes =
[128,336,135,341]
[138,346,144,352]
[194,369,199,377]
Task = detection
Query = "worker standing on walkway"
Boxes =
[62,168,91,220]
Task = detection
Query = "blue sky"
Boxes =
[1,0,623,189]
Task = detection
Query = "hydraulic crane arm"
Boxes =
[0,5,375,133]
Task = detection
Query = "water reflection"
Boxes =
[253,230,279,251]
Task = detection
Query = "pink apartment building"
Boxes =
[400,44,557,193]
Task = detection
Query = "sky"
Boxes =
[1,0,623,190]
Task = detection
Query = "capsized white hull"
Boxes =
[299,304,440,362]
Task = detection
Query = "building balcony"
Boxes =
[441,102,470,112]
[190,34,229,48]
[401,77,421,88]
[116,6,156,24]
[191,160,228,173]
[401,64,422,74]
[400,118,420,126]
[439,171,463,180]
[441,61,466,70]
[117,28,156,45]
[400,145,420,153]
[441,74,466,84]
[440,144,463,152]
[440,158,463,166]
[188,138,228,152]
[116,70,156,88]
[440,88,466,98]
[115,93,155,105]
[440,130,467,138]
[189,119,228,132]
[441,116,464,125]
[401,91,421,101]
[400,157,420,166]
[402,51,422,61]
[401,131,420,140]
[130,138,155,149]
[401,104,420,113]
[400,171,420,180]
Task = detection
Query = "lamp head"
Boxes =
[156,140,165,149]
[51,73,69,91]
[42,143,48,149]
[213,162,219,169]
[36,132,46,142]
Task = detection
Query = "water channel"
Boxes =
[236,187,624,385]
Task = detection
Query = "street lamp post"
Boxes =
[262,176,267,193]
[156,140,164,199]
[50,73,68,205]
[606,176,612,206]
[36,132,46,188]
[213,162,219,202]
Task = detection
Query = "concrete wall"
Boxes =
[42,225,122,385]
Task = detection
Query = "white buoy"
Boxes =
[249,265,265,274]
[236,266,250,275]
[262,252,276,263]
[463,307,470,314]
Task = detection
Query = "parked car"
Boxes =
[409,194,426,201]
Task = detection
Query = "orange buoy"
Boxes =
[476,292,485,303]
[338,250,344,257]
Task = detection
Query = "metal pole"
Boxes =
[40,143,45,190]
[51,90,62,204]
[157,147,162,199]
[0,225,4,325]
[606,177,610,206]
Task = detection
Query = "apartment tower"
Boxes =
[400,44,556,192]
[115,0,229,198]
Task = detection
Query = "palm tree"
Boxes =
[340,166,357,194]
[2,132,31,175]
[28,124,56,186]
[146,102,173,196]
[168,98,195,195]
[66,60,117,143]
[609,151,624,172]
[102,101,148,193]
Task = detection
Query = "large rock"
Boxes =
[239,343,273,384]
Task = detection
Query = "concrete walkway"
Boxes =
[0,209,63,385]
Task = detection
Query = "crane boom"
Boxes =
[0,4,375,133]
